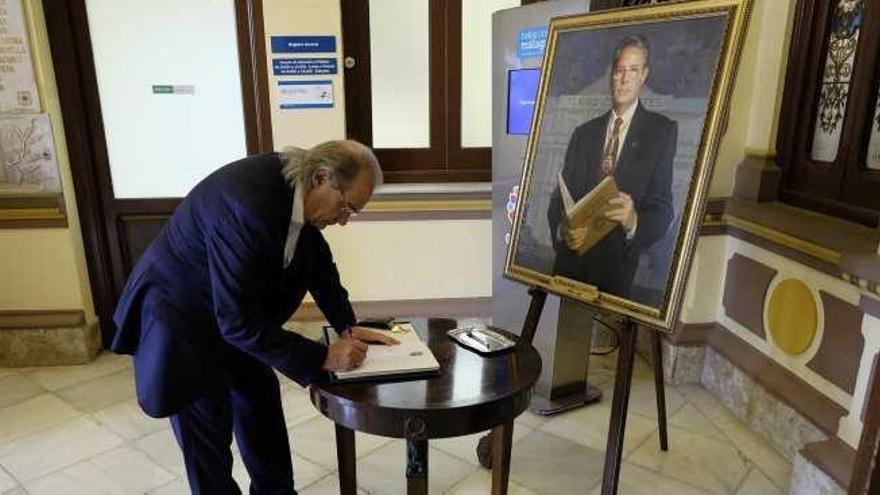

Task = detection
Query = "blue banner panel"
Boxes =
[517,27,548,59]
[271,36,336,54]
[272,58,338,76]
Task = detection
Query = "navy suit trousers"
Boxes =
[170,348,297,495]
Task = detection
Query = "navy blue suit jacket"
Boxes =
[548,103,676,298]
[112,153,356,418]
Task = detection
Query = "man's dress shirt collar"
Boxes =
[283,181,305,269]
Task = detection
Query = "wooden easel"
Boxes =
[510,287,669,494]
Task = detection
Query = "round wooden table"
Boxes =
[309,317,541,495]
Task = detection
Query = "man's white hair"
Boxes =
[280,140,383,191]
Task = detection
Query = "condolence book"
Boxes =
[323,323,440,383]
[558,173,620,256]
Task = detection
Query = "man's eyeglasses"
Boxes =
[340,203,359,218]
[336,186,360,218]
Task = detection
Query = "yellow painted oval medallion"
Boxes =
[767,279,817,355]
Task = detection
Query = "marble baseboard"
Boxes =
[665,344,706,385]
[639,323,845,491]
[790,451,845,495]
[701,348,826,461]
[0,322,101,367]
[634,331,705,385]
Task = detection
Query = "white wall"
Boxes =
[322,220,492,300]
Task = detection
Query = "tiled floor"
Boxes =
[0,338,790,494]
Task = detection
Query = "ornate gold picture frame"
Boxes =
[504,0,752,331]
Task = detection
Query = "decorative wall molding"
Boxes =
[291,297,492,322]
[0,309,84,329]
[356,191,490,221]
[800,438,856,491]
[806,291,865,394]
[722,253,776,340]
[861,295,880,319]
[702,197,879,278]
[0,193,67,228]
[733,153,781,203]
[669,321,716,346]
[840,253,880,297]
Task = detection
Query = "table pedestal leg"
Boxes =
[335,424,357,495]
[406,439,428,495]
[491,420,514,495]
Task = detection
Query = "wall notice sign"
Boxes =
[271,36,336,54]
[152,85,195,95]
[272,58,337,76]
[0,0,39,113]
[278,80,333,109]
[517,27,549,59]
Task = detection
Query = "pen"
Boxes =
[461,331,489,351]
[469,330,491,346]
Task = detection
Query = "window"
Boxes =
[777,0,880,226]
[341,0,518,183]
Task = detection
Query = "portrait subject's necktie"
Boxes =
[602,116,624,175]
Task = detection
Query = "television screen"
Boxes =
[507,68,541,136]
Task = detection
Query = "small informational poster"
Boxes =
[517,26,549,59]
[151,85,196,95]
[0,113,60,191]
[272,58,337,76]
[270,36,336,54]
[278,80,334,109]
[0,0,39,113]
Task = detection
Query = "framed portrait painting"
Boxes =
[504,0,752,331]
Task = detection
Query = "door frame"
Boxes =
[43,0,272,346]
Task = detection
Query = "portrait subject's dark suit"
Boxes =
[548,103,677,298]
[111,152,355,493]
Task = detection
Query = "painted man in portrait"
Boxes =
[548,35,677,299]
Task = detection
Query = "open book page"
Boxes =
[326,323,440,381]
[559,172,576,213]
[557,173,621,256]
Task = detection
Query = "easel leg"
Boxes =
[335,424,357,495]
[490,420,514,495]
[601,320,638,495]
[651,331,669,451]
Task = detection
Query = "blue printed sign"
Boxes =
[273,58,338,76]
[517,27,548,59]
[278,80,334,109]
[271,36,336,54]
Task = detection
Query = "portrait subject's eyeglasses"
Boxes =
[612,66,645,80]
